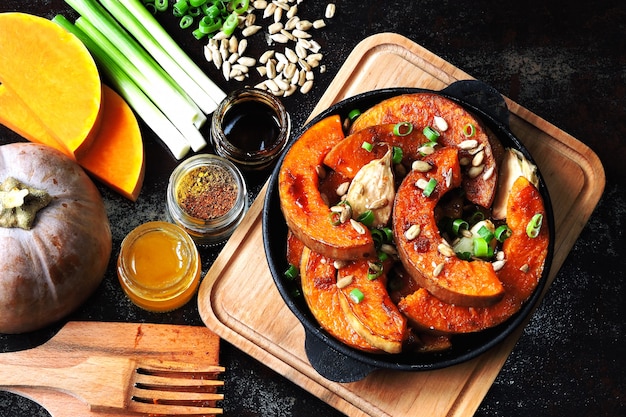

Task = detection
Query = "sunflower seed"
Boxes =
[468,164,484,178]
[482,165,495,181]
[268,22,283,34]
[292,29,311,38]
[325,3,336,19]
[434,116,448,131]
[242,25,262,37]
[296,20,313,31]
[412,160,431,172]
[336,181,350,196]
[238,56,257,67]
[458,139,478,150]
[300,79,313,94]
[313,19,326,29]
[404,224,421,240]
[492,259,506,272]
[437,242,456,258]
[350,219,366,235]
[336,275,353,289]
[366,198,388,210]
[433,262,445,277]
[472,150,485,166]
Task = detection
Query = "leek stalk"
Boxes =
[74,16,207,152]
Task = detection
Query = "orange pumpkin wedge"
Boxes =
[350,93,498,208]
[300,246,380,353]
[336,261,407,354]
[398,176,549,333]
[77,85,145,201]
[393,147,505,307]
[0,12,102,159]
[279,115,376,260]
[323,123,430,179]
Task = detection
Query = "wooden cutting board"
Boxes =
[4,322,220,417]
[197,33,605,417]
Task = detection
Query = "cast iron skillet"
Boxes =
[262,80,555,383]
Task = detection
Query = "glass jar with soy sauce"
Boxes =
[210,88,290,170]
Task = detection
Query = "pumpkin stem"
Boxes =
[0,177,52,230]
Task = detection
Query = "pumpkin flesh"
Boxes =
[278,115,376,260]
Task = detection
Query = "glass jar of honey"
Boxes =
[210,88,290,170]
[117,221,201,312]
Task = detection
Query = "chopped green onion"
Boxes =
[172,0,189,16]
[495,224,512,242]
[348,109,361,121]
[393,121,413,136]
[473,237,490,258]
[189,0,206,6]
[349,288,364,304]
[452,218,469,236]
[463,123,476,137]
[221,11,239,36]
[284,264,299,280]
[378,251,389,262]
[179,14,194,28]
[53,15,191,159]
[423,126,440,141]
[456,251,472,261]
[198,14,222,34]
[526,213,543,238]
[231,0,250,14]
[476,225,494,242]
[392,146,403,164]
[361,141,374,152]
[357,210,374,227]
[422,178,437,197]
[367,261,383,280]
[98,0,226,113]
[155,0,168,12]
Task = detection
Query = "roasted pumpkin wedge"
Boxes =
[336,260,407,354]
[398,176,549,333]
[393,147,505,307]
[350,93,499,208]
[300,246,380,352]
[279,115,376,260]
[323,123,430,179]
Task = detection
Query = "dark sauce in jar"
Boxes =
[211,88,290,170]
[222,101,281,152]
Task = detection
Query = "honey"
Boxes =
[117,221,201,312]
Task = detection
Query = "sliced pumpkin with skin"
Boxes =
[77,85,145,201]
[323,123,430,179]
[393,147,505,307]
[350,93,499,208]
[336,260,408,354]
[279,115,376,260]
[0,12,102,159]
[300,246,380,353]
[397,176,549,333]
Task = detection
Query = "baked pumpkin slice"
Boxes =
[350,93,499,208]
[300,246,380,353]
[336,259,408,354]
[393,147,505,307]
[279,115,376,260]
[398,176,549,333]
[323,123,430,179]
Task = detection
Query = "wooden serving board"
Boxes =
[4,322,220,417]
[198,33,605,417]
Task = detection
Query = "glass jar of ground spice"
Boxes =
[167,154,248,245]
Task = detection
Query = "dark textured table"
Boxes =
[1,1,624,416]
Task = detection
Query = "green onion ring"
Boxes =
[155,0,169,12]
[423,126,440,141]
[473,237,490,258]
[179,14,194,28]
[231,0,250,14]
[526,213,543,238]
[348,109,361,121]
[284,264,299,280]
[357,210,374,227]
[172,0,189,16]
[452,218,469,236]
[463,123,476,137]
[349,288,365,303]
[392,146,403,164]
[361,141,373,152]
[422,178,437,197]
[393,121,413,136]
[495,224,512,242]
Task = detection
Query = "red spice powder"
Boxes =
[176,165,238,221]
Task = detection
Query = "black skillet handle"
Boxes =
[442,80,511,129]
[304,330,377,383]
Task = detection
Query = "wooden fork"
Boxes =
[0,356,224,415]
